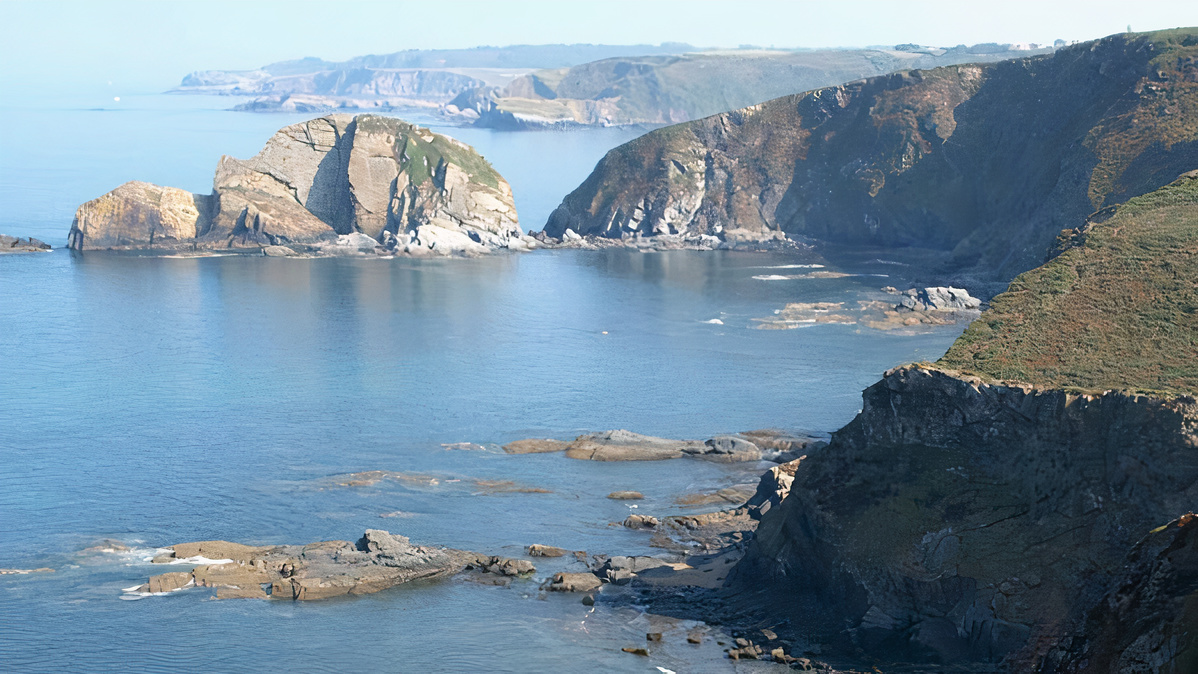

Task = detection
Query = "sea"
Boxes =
[0,92,966,672]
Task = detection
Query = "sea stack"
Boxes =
[69,114,534,256]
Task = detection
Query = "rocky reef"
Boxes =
[0,234,51,254]
[545,29,1198,286]
[126,529,533,600]
[712,173,1198,670]
[69,114,535,256]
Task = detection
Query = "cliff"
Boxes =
[726,172,1198,669]
[69,114,531,256]
[546,29,1198,285]
[460,45,1052,129]
[173,43,698,112]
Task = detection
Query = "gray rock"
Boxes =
[261,245,296,257]
[0,235,51,253]
[684,436,763,463]
[897,286,981,312]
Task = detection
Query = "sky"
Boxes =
[3,0,1198,93]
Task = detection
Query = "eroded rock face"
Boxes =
[733,365,1198,664]
[1037,514,1198,673]
[70,115,530,256]
[126,529,533,601]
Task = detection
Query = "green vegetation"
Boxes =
[939,174,1198,395]
[355,115,503,191]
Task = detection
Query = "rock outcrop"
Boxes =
[545,29,1198,286]
[126,529,533,601]
[0,235,51,254]
[69,114,533,256]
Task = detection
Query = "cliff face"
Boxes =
[462,46,1050,129]
[727,172,1198,668]
[69,115,528,255]
[547,29,1198,283]
[735,366,1198,663]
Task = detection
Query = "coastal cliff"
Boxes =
[726,172,1198,669]
[546,29,1198,285]
[456,45,1050,129]
[69,114,532,255]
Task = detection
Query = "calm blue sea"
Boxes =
[0,93,964,672]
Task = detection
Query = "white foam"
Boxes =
[751,274,793,281]
[752,264,824,269]
[703,318,724,325]
[166,556,234,565]
[119,578,194,600]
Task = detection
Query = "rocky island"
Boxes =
[543,29,1198,289]
[0,235,51,254]
[69,114,536,256]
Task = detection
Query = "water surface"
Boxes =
[0,95,965,672]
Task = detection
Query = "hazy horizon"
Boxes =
[3,0,1198,98]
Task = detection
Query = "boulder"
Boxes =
[744,458,802,519]
[525,544,567,558]
[623,514,659,530]
[545,572,603,593]
[606,491,644,500]
[898,287,982,312]
[592,555,673,584]
[684,436,762,463]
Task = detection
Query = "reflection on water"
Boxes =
[1,94,966,672]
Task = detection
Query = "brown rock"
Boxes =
[167,541,269,564]
[147,571,193,593]
[502,439,569,454]
[606,491,644,500]
[623,514,659,529]
[546,572,603,593]
[564,430,700,461]
[216,585,269,599]
[621,647,649,656]
[646,632,662,641]
[525,544,567,558]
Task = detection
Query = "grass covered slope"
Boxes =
[940,172,1198,394]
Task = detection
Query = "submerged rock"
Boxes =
[606,491,645,500]
[564,429,703,461]
[69,115,535,257]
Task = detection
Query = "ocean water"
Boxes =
[0,94,966,672]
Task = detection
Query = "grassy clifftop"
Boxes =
[940,172,1198,395]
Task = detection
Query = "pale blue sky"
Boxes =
[3,0,1198,93]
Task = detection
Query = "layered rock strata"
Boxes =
[69,115,533,256]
